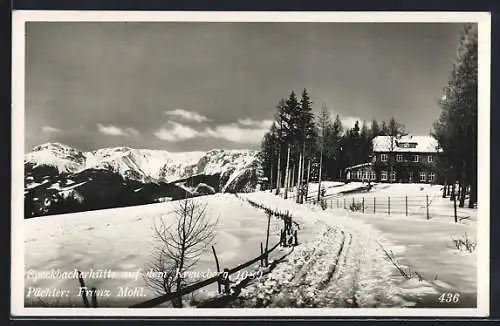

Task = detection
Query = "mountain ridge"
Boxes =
[25,142,260,183]
[24,142,263,218]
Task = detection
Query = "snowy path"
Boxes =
[236,191,478,308]
[236,193,409,307]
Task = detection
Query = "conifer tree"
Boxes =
[433,23,477,208]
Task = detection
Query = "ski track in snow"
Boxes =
[233,192,408,308]
[234,186,477,308]
[23,182,478,308]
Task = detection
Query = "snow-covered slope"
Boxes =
[25,143,261,185]
[25,143,86,173]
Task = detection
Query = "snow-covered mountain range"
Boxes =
[25,142,260,184]
[24,143,263,218]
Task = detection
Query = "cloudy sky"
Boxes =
[25,22,464,152]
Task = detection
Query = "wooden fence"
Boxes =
[129,197,299,308]
[318,193,471,223]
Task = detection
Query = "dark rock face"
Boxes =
[224,168,259,193]
[194,183,216,195]
[23,166,260,218]
[23,144,263,218]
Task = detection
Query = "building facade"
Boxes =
[346,135,442,184]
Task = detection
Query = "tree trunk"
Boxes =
[469,146,477,208]
[459,160,467,208]
[269,160,273,193]
[284,146,291,199]
[469,179,477,208]
[317,142,324,203]
[459,180,466,208]
[300,141,306,203]
[275,145,281,195]
[296,153,302,203]
[306,160,311,199]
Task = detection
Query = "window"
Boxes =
[370,171,376,180]
[413,155,419,162]
[409,171,413,182]
[381,154,388,162]
[428,172,435,182]
[428,155,434,163]
[396,154,403,162]
[420,171,426,182]
[363,171,368,180]
[357,170,362,180]
[381,171,388,181]
[390,171,396,182]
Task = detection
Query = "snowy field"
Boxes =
[244,182,478,307]
[24,182,478,308]
[24,194,283,307]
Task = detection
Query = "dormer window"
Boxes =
[381,154,388,162]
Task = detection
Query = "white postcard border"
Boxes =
[11,10,491,318]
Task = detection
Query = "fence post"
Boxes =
[265,213,271,266]
[260,242,264,267]
[223,268,230,294]
[405,196,408,216]
[362,197,365,213]
[388,196,391,215]
[91,288,98,308]
[344,198,346,209]
[426,195,430,220]
[352,197,355,210]
[294,230,298,246]
[374,197,376,214]
[77,271,90,308]
[211,246,221,293]
[454,194,458,223]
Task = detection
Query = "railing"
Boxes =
[130,196,300,308]
[322,193,473,222]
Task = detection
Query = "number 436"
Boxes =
[438,293,460,303]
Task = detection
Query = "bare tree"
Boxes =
[316,103,331,203]
[144,198,217,307]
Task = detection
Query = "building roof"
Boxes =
[345,162,373,171]
[372,135,442,153]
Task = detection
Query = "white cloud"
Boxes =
[154,121,201,141]
[41,126,62,133]
[237,118,273,129]
[203,123,268,144]
[125,127,140,136]
[154,119,270,144]
[97,124,140,137]
[326,111,371,130]
[163,109,210,123]
[341,116,364,130]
